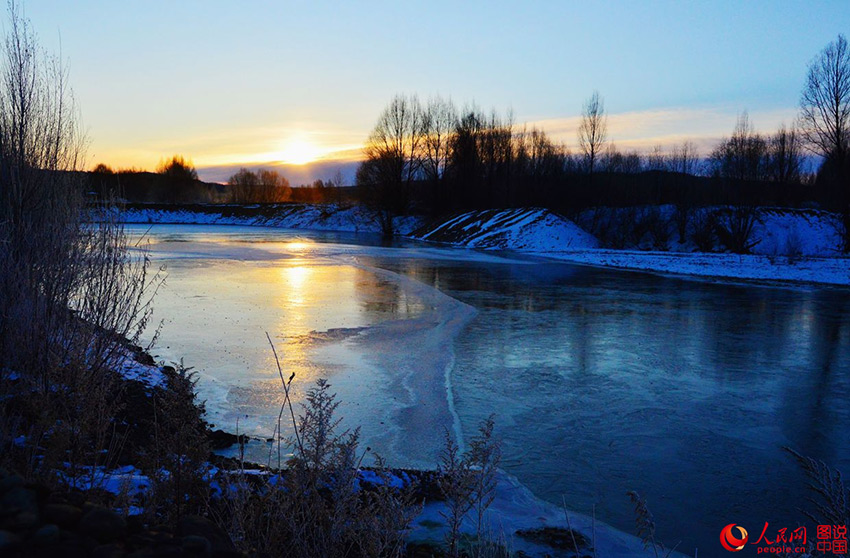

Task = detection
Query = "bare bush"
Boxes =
[673,206,690,244]
[439,415,502,558]
[213,339,422,558]
[715,206,761,254]
[217,379,420,558]
[784,226,804,264]
[143,362,210,521]
[0,1,161,486]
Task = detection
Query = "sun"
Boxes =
[278,138,321,165]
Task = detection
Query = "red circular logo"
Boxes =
[720,523,749,552]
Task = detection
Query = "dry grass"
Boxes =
[438,415,502,558]
[785,447,848,528]
[209,338,423,558]
[626,490,679,558]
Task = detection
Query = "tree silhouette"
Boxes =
[799,34,850,249]
[578,91,607,176]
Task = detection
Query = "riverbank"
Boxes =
[539,248,850,286]
[117,203,850,286]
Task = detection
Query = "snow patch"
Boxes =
[116,203,424,236]
[413,208,599,252]
[115,350,165,389]
[548,249,850,285]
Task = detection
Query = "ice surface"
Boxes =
[130,223,850,555]
[132,225,486,469]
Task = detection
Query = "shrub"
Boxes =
[439,415,502,558]
[142,363,211,521]
[689,208,717,252]
[627,491,678,558]
[715,206,760,254]
[785,447,848,528]
[0,4,160,486]
[214,336,422,558]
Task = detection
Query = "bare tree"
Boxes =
[799,34,850,160]
[228,167,259,203]
[327,168,345,206]
[669,140,700,175]
[601,144,643,174]
[256,168,290,203]
[798,34,850,249]
[709,112,768,182]
[645,144,667,172]
[421,96,457,211]
[357,94,424,236]
[421,96,456,183]
[768,124,803,185]
[578,91,607,175]
[229,168,290,203]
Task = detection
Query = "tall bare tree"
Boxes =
[799,34,850,160]
[645,144,666,172]
[421,96,456,183]
[421,96,457,212]
[256,169,291,202]
[578,91,607,175]
[357,94,424,236]
[798,34,850,249]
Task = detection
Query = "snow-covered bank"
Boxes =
[412,207,599,251]
[116,204,850,285]
[413,206,849,286]
[544,249,850,285]
[118,202,424,235]
[411,470,689,558]
[574,205,845,257]
[750,207,843,257]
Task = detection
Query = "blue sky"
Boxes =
[17,0,849,180]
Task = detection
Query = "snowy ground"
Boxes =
[119,203,424,235]
[543,249,850,285]
[410,470,689,558]
[412,206,850,286]
[413,207,599,251]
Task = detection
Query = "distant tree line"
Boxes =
[227,167,292,203]
[357,34,849,247]
[90,156,222,203]
[355,94,810,236]
[89,157,353,205]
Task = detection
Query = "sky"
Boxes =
[14,0,850,183]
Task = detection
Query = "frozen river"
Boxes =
[130,224,850,554]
